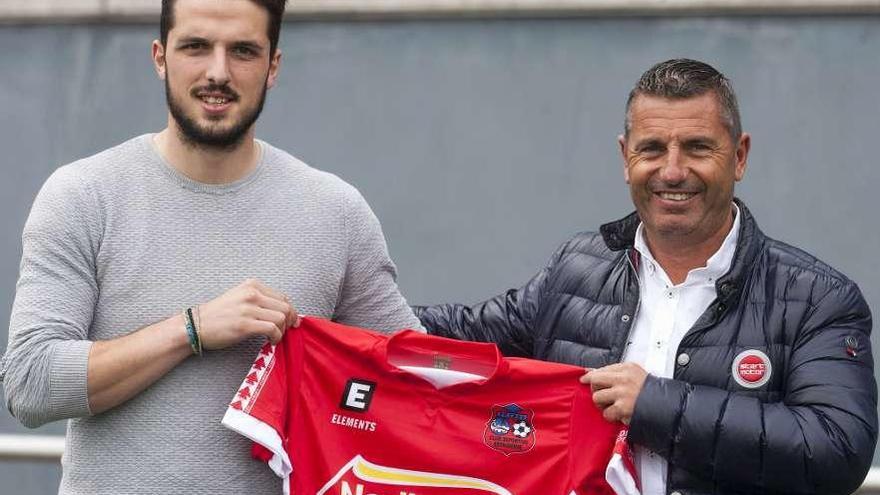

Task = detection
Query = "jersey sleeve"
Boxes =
[221,340,293,479]
[569,385,641,495]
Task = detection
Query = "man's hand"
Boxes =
[198,278,300,349]
[580,362,648,424]
[87,278,299,414]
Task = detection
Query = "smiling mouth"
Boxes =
[197,91,237,106]
[656,192,697,201]
[200,95,232,105]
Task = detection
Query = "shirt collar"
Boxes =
[634,203,741,286]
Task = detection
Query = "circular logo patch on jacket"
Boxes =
[731,350,772,389]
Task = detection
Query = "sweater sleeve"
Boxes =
[331,185,424,333]
[1,165,101,428]
[628,281,877,494]
[412,240,567,358]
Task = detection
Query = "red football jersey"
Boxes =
[222,317,639,495]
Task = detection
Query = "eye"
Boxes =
[232,46,258,58]
[637,143,665,157]
[687,142,713,154]
[182,42,207,51]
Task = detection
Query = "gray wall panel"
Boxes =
[0,461,62,493]
[1,17,878,489]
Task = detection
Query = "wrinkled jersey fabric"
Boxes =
[222,317,639,495]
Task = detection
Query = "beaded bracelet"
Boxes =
[194,305,204,355]
[184,307,202,356]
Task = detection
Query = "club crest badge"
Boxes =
[483,404,536,455]
[732,349,772,389]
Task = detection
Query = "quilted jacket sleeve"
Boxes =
[412,240,568,358]
[629,280,877,494]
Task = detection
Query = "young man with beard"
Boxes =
[1,0,421,493]
[416,59,876,494]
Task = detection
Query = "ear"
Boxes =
[734,132,750,182]
[152,40,167,80]
[266,49,282,90]
[618,134,631,184]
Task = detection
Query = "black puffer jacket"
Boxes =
[414,200,876,495]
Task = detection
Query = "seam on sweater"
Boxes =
[73,165,106,276]
[334,187,351,316]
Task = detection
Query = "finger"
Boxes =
[280,294,300,328]
[287,307,301,328]
[603,405,623,423]
[583,370,616,391]
[254,293,292,315]
[266,326,283,345]
[253,307,287,331]
[250,294,299,332]
[247,279,288,302]
[579,367,595,383]
[591,388,617,408]
[272,325,284,344]
[245,319,281,341]
[610,362,647,377]
[593,363,631,374]
[249,286,301,329]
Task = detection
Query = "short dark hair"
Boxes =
[160,0,288,56]
[624,58,742,141]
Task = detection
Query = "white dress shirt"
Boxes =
[622,204,741,495]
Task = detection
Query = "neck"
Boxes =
[643,209,734,285]
[153,123,260,185]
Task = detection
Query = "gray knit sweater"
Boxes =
[1,134,423,494]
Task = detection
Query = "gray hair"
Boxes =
[624,59,742,141]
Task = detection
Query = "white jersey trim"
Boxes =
[222,407,293,480]
[605,452,641,495]
[397,365,487,388]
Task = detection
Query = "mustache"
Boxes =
[648,179,703,191]
[191,84,239,100]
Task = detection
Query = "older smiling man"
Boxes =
[416,59,876,495]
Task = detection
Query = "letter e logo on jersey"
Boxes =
[731,350,772,389]
[341,379,376,412]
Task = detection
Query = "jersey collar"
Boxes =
[381,330,508,391]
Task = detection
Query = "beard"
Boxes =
[165,74,268,151]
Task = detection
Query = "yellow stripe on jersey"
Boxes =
[351,455,512,495]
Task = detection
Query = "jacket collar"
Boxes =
[600,198,765,309]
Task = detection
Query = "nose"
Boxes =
[205,46,231,85]
[658,144,688,184]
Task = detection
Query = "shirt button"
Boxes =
[677,353,690,366]
[621,314,631,323]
